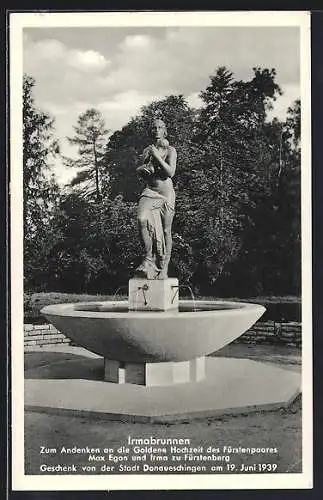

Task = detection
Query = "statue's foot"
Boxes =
[157,269,168,280]
[156,264,169,280]
[134,258,159,279]
[156,255,170,280]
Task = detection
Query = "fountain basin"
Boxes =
[41,300,265,364]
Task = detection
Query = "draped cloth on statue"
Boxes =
[138,187,174,267]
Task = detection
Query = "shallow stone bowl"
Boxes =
[41,300,265,363]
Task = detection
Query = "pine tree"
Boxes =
[64,108,110,201]
[189,67,283,291]
[23,74,61,289]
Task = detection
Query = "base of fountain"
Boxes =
[104,357,205,386]
[25,346,301,423]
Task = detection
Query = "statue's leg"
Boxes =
[158,207,174,279]
[138,198,153,260]
[135,197,160,279]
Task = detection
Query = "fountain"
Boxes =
[27,115,300,422]
[41,290,266,387]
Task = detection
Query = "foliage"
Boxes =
[64,108,110,201]
[175,67,283,292]
[104,95,196,202]
[23,70,301,298]
[43,193,140,293]
[24,291,301,324]
[23,74,61,289]
[24,291,116,323]
[217,98,301,296]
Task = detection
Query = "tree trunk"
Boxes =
[93,142,100,201]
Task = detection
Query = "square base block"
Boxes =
[104,357,206,386]
[128,278,179,311]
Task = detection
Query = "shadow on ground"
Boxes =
[25,352,104,380]
[214,343,301,370]
[25,342,301,382]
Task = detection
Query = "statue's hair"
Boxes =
[150,112,167,137]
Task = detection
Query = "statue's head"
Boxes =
[150,116,167,140]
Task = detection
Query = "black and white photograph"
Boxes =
[10,11,312,491]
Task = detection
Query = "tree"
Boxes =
[220,99,301,296]
[23,74,61,290]
[273,99,301,294]
[36,70,300,297]
[64,108,110,201]
[286,99,301,150]
[102,72,289,294]
[184,67,283,292]
[104,95,196,202]
[46,193,141,293]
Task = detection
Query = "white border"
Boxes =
[10,10,312,491]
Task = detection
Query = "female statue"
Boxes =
[134,117,177,279]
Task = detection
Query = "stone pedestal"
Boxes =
[104,357,206,386]
[128,278,179,311]
[104,277,199,386]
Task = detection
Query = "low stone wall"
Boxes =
[24,324,72,351]
[233,321,301,347]
[24,320,302,351]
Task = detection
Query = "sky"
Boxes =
[23,26,300,185]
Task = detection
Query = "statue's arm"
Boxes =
[151,146,177,178]
[136,147,152,175]
[136,164,149,175]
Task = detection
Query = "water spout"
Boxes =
[138,283,149,305]
[171,284,196,310]
[112,285,128,302]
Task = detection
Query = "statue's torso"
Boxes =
[144,145,175,205]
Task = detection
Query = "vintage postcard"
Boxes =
[10,10,312,491]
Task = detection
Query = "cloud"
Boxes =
[98,90,164,131]
[67,50,110,72]
[42,102,69,116]
[24,34,109,84]
[163,26,300,87]
[120,34,152,50]
[33,38,65,59]
[24,27,300,115]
